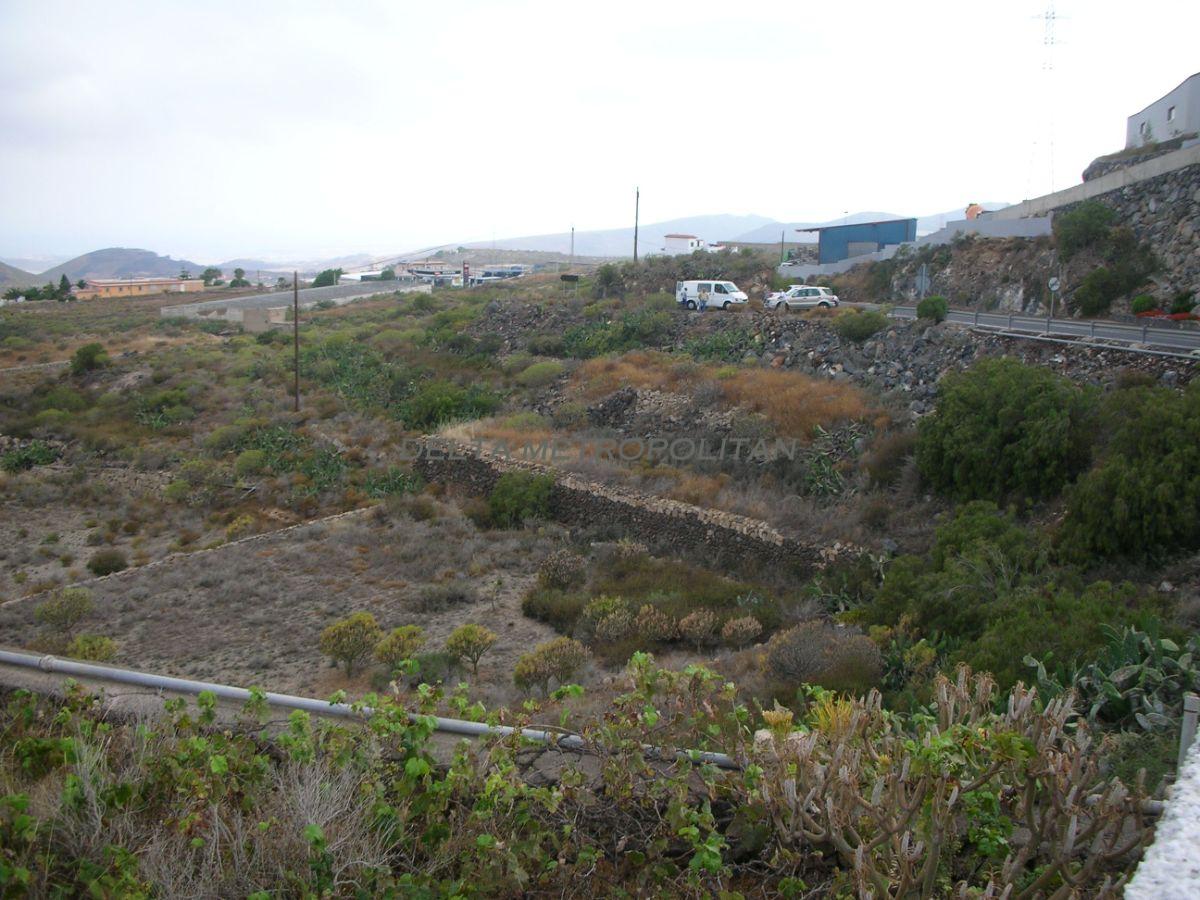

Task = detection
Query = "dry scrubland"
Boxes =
[0,497,560,703]
[1,251,1199,895]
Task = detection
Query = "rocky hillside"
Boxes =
[39,247,204,281]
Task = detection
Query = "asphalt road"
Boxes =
[159,282,416,317]
[890,306,1200,353]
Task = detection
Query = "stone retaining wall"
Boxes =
[1056,162,1200,298]
[414,439,844,578]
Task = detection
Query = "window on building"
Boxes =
[1167,106,1176,122]
[1140,121,1148,135]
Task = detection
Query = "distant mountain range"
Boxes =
[451,206,1010,257]
[457,214,777,258]
[0,203,1015,290]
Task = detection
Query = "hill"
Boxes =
[449,209,1012,258]
[39,247,205,282]
[0,260,36,288]
[460,214,776,258]
[214,253,376,275]
[0,255,71,275]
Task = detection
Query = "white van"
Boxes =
[675,280,748,310]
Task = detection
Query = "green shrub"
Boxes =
[40,385,87,413]
[86,549,128,577]
[405,650,457,685]
[537,549,587,590]
[916,358,1097,503]
[1060,383,1200,561]
[363,467,421,498]
[678,609,718,650]
[319,612,383,676]
[513,637,590,695]
[856,502,1169,688]
[1130,294,1157,314]
[1170,291,1196,314]
[916,295,949,322]
[1,440,60,473]
[444,624,497,676]
[1053,201,1116,259]
[516,360,565,388]
[721,615,762,648]
[204,424,245,453]
[163,480,190,502]
[34,587,92,635]
[634,604,678,643]
[64,633,117,662]
[766,621,882,694]
[374,625,426,670]
[70,342,109,375]
[234,448,268,477]
[413,581,477,612]
[487,472,554,527]
[574,595,630,645]
[397,380,500,430]
[1073,267,1120,316]
[526,333,566,356]
[562,308,672,358]
[832,309,887,343]
[862,430,916,487]
[521,587,587,633]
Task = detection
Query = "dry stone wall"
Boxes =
[413,438,843,578]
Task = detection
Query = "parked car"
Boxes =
[675,280,748,310]
[765,285,839,311]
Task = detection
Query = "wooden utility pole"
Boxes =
[633,187,640,263]
[292,271,300,412]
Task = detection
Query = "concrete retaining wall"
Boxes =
[991,144,1200,220]
[413,439,842,577]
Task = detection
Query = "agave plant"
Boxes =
[1026,622,1200,731]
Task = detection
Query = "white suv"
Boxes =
[766,285,839,311]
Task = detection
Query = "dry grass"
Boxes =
[572,350,874,440]
[573,351,699,398]
[718,369,873,439]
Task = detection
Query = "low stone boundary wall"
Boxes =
[414,438,846,578]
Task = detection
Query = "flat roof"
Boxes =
[663,233,699,239]
[798,218,917,233]
[1129,72,1200,119]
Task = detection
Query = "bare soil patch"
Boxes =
[0,502,561,704]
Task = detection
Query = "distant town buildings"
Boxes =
[1126,72,1200,147]
[74,277,206,300]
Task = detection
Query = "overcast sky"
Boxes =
[1,0,1197,264]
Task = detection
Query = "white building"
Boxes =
[662,233,727,255]
[1126,72,1200,147]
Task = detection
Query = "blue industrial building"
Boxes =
[802,219,918,265]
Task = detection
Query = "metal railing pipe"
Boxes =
[0,649,739,770]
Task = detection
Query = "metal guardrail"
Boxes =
[0,649,740,770]
[891,306,1200,355]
